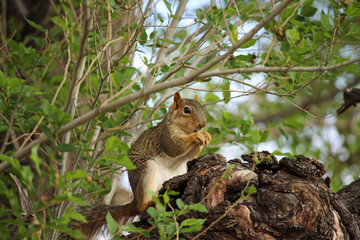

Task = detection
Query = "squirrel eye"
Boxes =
[184,107,191,114]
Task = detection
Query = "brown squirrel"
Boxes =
[59,92,211,239]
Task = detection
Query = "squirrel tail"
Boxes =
[58,203,138,240]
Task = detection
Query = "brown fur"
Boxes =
[59,93,211,239]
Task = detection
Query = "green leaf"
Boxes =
[176,198,185,210]
[54,193,87,205]
[180,218,206,233]
[300,5,317,17]
[222,81,230,103]
[158,14,164,23]
[163,0,172,14]
[260,130,270,142]
[163,190,170,205]
[0,154,21,171]
[39,124,55,142]
[65,169,88,180]
[246,110,254,126]
[278,126,288,140]
[104,154,136,170]
[150,31,157,39]
[239,120,251,135]
[347,23,360,39]
[67,211,88,223]
[57,144,78,152]
[249,130,261,143]
[272,150,295,159]
[111,67,136,88]
[286,28,300,44]
[222,112,232,121]
[49,225,86,239]
[147,207,160,219]
[105,136,129,152]
[124,223,151,237]
[165,222,177,236]
[106,212,118,235]
[167,190,179,196]
[283,120,304,131]
[245,186,257,195]
[239,38,257,48]
[139,29,148,45]
[320,11,332,32]
[346,6,360,17]
[42,100,71,124]
[25,17,47,33]
[205,93,220,103]
[180,218,206,227]
[196,9,204,19]
[190,203,208,213]
[30,145,42,175]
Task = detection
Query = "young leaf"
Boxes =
[180,219,206,233]
[190,203,208,213]
[105,136,129,152]
[147,207,160,219]
[165,222,177,236]
[106,212,118,235]
[65,169,88,180]
[25,17,47,33]
[30,145,42,176]
[272,150,295,159]
[49,225,86,239]
[245,186,257,195]
[205,93,220,103]
[67,211,88,223]
[104,154,136,170]
[239,38,257,48]
[0,154,21,171]
[163,0,172,14]
[57,144,78,152]
[260,130,270,142]
[180,218,206,227]
[163,191,170,205]
[286,28,300,44]
[176,198,185,210]
[245,110,254,126]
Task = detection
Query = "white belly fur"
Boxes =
[147,155,189,193]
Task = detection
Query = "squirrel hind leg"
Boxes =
[129,161,164,212]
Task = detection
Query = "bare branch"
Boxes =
[0,0,299,174]
[64,7,90,112]
[198,56,360,78]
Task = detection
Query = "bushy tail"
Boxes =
[58,203,138,240]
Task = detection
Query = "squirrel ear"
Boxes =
[173,92,182,110]
[195,95,199,101]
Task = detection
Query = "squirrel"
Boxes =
[59,92,211,239]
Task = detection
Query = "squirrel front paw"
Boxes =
[195,131,211,146]
[202,131,211,145]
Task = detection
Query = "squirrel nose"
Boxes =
[199,121,206,129]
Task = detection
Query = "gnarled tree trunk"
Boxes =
[125,152,360,240]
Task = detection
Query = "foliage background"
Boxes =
[0,0,360,238]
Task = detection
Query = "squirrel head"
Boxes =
[169,92,207,134]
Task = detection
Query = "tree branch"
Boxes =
[0,0,295,174]
[198,56,360,78]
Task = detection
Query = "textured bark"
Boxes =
[338,179,360,225]
[124,152,360,240]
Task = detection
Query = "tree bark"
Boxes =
[125,152,360,239]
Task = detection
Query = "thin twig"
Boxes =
[64,7,90,112]
[0,0,308,174]
[198,56,360,78]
